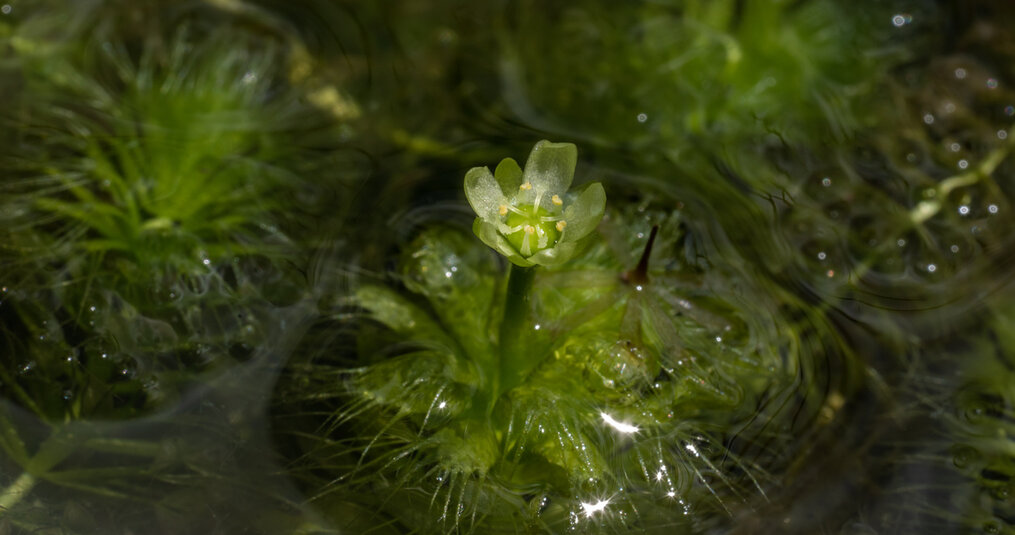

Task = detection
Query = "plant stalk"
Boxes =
[496,264,536,399]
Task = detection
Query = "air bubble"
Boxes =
[957,159,968,169]
[891,13,911,27]
[636,113,648,123]
[987,78,999,89]
[958,205,970,215]
[951,444,979,469]
[923,113,934,125]
[988,204,998,214]
[927,264,937,273]
[954,68,967,79]
[999,130,1008,140]
[821,177,832,187]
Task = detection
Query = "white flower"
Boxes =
[464,141,606,267]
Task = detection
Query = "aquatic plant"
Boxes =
[271,141,855,534]
[493,0,892,150]
[0,1,1013,534]
[17,29,301,276]
[0,5,347,530]
[0,0,352,425]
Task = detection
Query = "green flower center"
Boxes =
[503,204,562,256]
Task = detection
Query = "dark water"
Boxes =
[1,1,1014,533]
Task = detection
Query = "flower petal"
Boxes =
[523,140,577,196]
[494,157,523,195]
[527,241,578,266]
[473,219,531,266]
[505,253,534,267]
[559,182,606,243]
[465,166,508,220]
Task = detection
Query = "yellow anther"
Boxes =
[524,225,536,234]
[556,220,567,232]
[551,194,563,206]
[498,204,508,216]
[519,182,533,191]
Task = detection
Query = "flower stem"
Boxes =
[497,264,536,398]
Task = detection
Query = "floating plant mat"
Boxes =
[1,0,1015,534]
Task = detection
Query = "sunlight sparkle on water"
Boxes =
[600,412,639,434]
[581,498,610,517]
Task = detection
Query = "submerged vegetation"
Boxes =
[1,0,1015,533]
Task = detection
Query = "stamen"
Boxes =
[498,205,508,216]
[524,225,536,234]
[520,233,532,256]
[551,194,563,206]
[519,182,533,191]
[556,220,567,232]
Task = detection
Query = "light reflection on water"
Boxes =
[0,0,1014,534]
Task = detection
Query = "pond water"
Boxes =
[1,1,1014,534]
